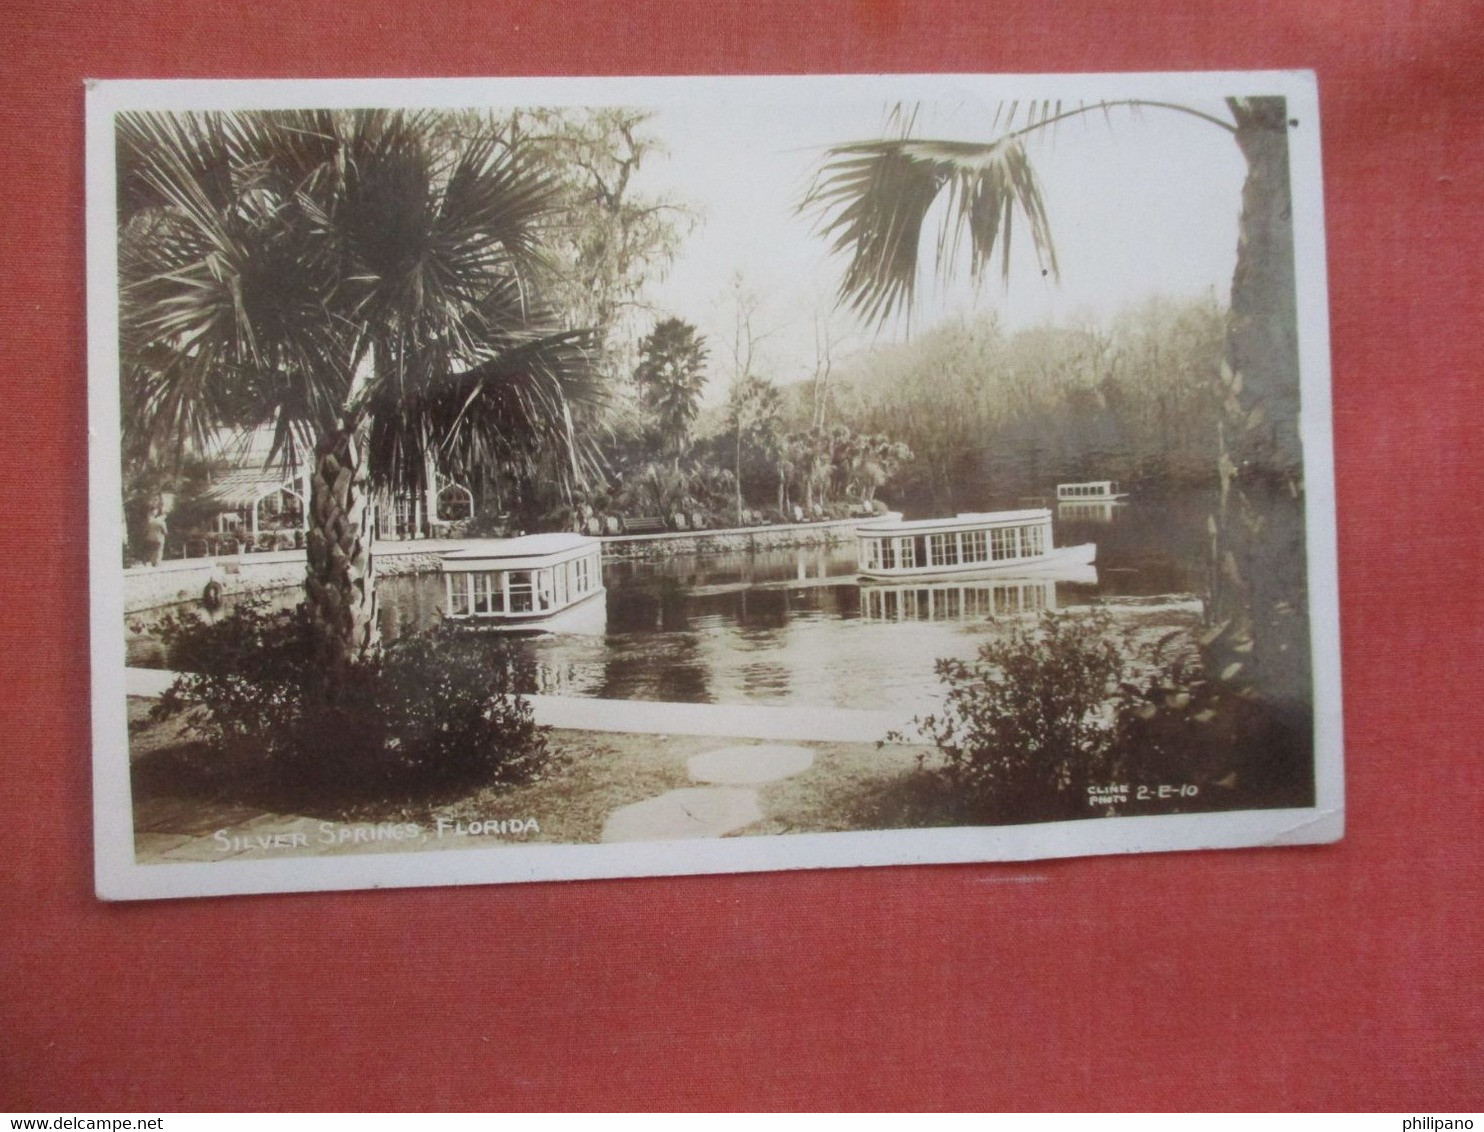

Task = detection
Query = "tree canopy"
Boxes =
[117,108,600,497]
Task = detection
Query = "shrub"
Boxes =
[901,610,1124,824]
[150,601,548,805]
[151,600,317,753]
[900,609,1307,825]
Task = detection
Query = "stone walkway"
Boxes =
[600,743,815,843]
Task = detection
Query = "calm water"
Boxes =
[128,492,1212,714]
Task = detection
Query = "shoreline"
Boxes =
[122,515,871,613]
[125,669,923,743]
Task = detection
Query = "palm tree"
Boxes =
[633,316,709,459]
[117,109,598,696]
[803,97,1308,719]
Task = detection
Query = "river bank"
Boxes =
[123,516,873,614]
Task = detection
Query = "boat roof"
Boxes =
[441,533,599,566]
[857,509,1051,535]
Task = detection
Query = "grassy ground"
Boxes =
[127,698,948,849]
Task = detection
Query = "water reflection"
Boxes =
[859,575,1068,623]
[1057,500,1125,524]
[128,497,1210,713]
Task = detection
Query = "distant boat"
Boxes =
[441,533,605,632]
[1056,480,1129,502]
[855,509,1095,580]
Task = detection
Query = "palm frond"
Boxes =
[118,106,601,500]
[367,325,602,500]
[802,131,1059,326]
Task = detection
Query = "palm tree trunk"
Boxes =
[304,418,379,699]
[1205,97,1310,721]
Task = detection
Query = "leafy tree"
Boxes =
[804,97,1309,718]
[501,108,694,386]
[117,109,597,695]
[830,297,1225,508]
[848,433,914,504]
[633,317,709,458]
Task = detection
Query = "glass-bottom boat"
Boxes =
[1056,480,1128,501]
[441,533,606,633]
[855,509,1094,580]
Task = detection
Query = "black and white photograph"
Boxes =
[87,72,1342,900]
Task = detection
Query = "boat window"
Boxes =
[928,533,960,567]
[473,571,503,614]
[898,538,917,568]
[1020,524,1046,557]
[990,527,1017,560]
[963,530,987,563]
[881,538,896,570]
[508,570,534,613]
[448,573,470,616]
[537,569,554,611]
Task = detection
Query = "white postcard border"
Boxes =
[87,70,1342,902]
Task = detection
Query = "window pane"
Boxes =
[508,570,534,612]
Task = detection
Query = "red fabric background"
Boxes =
[1,0,1479,1112]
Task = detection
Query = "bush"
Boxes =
[902,610,1124,823]
[151,601,548,805]
[900,609,1306,825]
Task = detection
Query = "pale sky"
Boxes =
[628,96,1248,399]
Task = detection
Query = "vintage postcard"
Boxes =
[87,72,1342,900]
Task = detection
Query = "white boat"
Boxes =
[1056,480,1128,501]
[441,533,605,632]
[855,509,1094,580]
